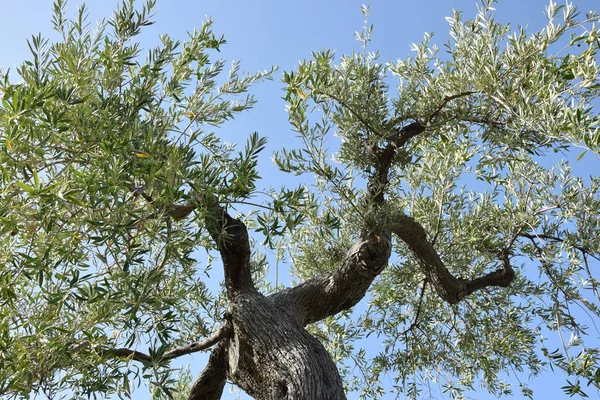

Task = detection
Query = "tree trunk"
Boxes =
[226,292,346,399]
[190,202,359,399]
[189,159,515,398]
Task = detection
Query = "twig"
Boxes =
[428,91,477,121]
[519,232,600,262]
[401,279,429,335]
[318,88,381,137]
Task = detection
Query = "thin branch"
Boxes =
[318,86,383,138]
[431,181,451,246]
[519,232,600,262]
[230,200,274,211]
[582,252,600,303]
[459,115,505,127]
[107,322,232,364]
[525,236,566,291]
[127,182,198,224]
[163,321,232,360]
[111,348,152,363]
[428,91,477,121]
[401,279,429,335]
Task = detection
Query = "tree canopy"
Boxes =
[1,0,600,399]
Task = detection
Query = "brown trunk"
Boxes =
[189,203,358,399]
[226,292,346,399]
[187,139,515,398]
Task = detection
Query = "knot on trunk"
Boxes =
[351,234,391,274]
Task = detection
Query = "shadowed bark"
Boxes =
[270,234,390,326]
[194,202,347,399]
[188,342,229,400]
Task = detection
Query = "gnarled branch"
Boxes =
[202,200,255,297]
[390,212,514,304]
[128,182,255,297]
[271,234,391,326]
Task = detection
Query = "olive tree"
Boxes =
[1,0,599,399]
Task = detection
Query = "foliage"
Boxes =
[280,1,600,398]
[0,0,275,397]
[0,0,599,399]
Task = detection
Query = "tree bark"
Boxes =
[390,211,514,304]
[193,203,348,399]
[186,201,517,398]
[189,342,229,400]
[270,233,390,326]
[226,291,346,399]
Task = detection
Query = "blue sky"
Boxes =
[1,0,599,399]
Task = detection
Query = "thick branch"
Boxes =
[270,91,507,321]
[271,234,391,326]
[367,121,426,204]
[203,201,255,297]
[128,183,254,297]
[188,341,228,400]
[390,212,514,304]
[106,322,231,364]
[270,118,423,324]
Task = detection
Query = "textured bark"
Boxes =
[185,195,516,398]
[203,201,256,297]
[185,107,518,398]
[226,292,346,399]
[270,234,390,326]
[188,342,229,400]
[197,203,348,399]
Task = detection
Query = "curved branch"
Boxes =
[164,320,232,360]
[269,117,422,324]
[520,232,600,262]
[128,182,255,297]
[427,91,477,121]
[271,234,391,326]
[367,121,425,204]
[203,200,254,297]
[390,212,514,304]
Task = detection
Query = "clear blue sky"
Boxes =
[1,0,599,399]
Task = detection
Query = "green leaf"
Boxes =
[16,180,34,194]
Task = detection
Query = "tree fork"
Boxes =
[199,202,348,398]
